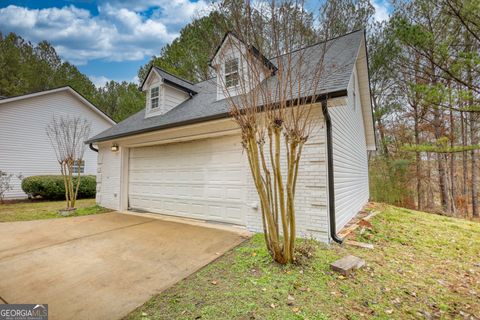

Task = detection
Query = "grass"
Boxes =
[0,198,112,222]
[125,203,480,320]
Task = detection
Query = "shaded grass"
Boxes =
[0,199,111,222]
[125,203,480,320]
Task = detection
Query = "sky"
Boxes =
[0,0,392,87]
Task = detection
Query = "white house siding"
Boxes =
[96,144,122,210]
[0,91,113,199]
[163,85,189,113]
[144,73,189,118]
[329,65,370,231]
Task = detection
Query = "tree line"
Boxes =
[0,32,144,123]
[369,0,479,218]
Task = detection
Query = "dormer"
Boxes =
[141,66,197,118]
[209,32,277,101]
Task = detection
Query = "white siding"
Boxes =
[162,85,190,113]
[211,34,268,101]
[96,144,122,210]
[144,73,189,118]
[329,64,370,231]
[0,91,113,199]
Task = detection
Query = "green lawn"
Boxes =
[0,198,111,222]
[126,204,480,320]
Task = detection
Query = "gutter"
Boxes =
[89,143,98,153]
[321,99,344,244]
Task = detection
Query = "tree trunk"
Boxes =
[414,103,422,210]
[372,95,389,158]
[461,110,468,198]
[433,108,450,212]
[470,112,478,217]
[449,107,456,215]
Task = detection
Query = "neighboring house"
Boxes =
[0,86,115,199]
[87,30,375,243]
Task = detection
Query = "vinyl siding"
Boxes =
[329,63,370,231]
[162,85,189,113]
[96,144,122,210]
[144,73,190,118]
[0,91,113,199]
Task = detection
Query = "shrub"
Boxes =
[22,175,96,200]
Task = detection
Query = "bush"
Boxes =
[22,175,96,200]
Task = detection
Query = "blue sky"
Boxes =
[0,0,391,87]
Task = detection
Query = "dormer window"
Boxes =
[150,86,159,109]
[225,58,239,88]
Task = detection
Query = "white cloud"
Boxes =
[0,1,210,65]
[372,0,391,23]
[89,74,141,87]
[89,75,111,88]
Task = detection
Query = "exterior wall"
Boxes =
[96,106,330,241]
[329,63,370,231]
[211,35,267,101]
[144,72,189,118]
[0,91,113,199]
[163,85,189,112]
[244,105,329,242]
[96,143,123,210]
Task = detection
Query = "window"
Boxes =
[224,58,239,88]
[73,160,85,174]
[150,86,159,109]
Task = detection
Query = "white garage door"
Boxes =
[128,134,247,225]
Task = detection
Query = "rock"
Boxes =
[287,295,295,306]
[345,240,375,250]
[330,255,365,276]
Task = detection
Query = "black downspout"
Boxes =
[321,100,344,244]
[89,143,98,153]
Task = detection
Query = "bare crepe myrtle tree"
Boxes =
[214,0,335,264]
[0,171,14,203]
[46,116,91,210]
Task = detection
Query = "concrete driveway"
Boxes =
[0,212,248,320]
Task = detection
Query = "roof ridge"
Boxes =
[153,66,195,85]
[0,85,70,102]
[193,29,364,85]
[268,29,364,60]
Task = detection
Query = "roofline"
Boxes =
[139,66,197,94]
[0,86,116,125]
[85,89,348,144]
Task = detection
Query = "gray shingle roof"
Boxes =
[151,67,197,94]
[87,30,363,144]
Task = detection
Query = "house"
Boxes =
[0,86,115,199]
[86,30,375,243]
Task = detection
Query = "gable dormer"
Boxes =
[141,66,197,118]
[209,32,277,101]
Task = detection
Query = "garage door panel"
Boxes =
[128,135,246,225]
